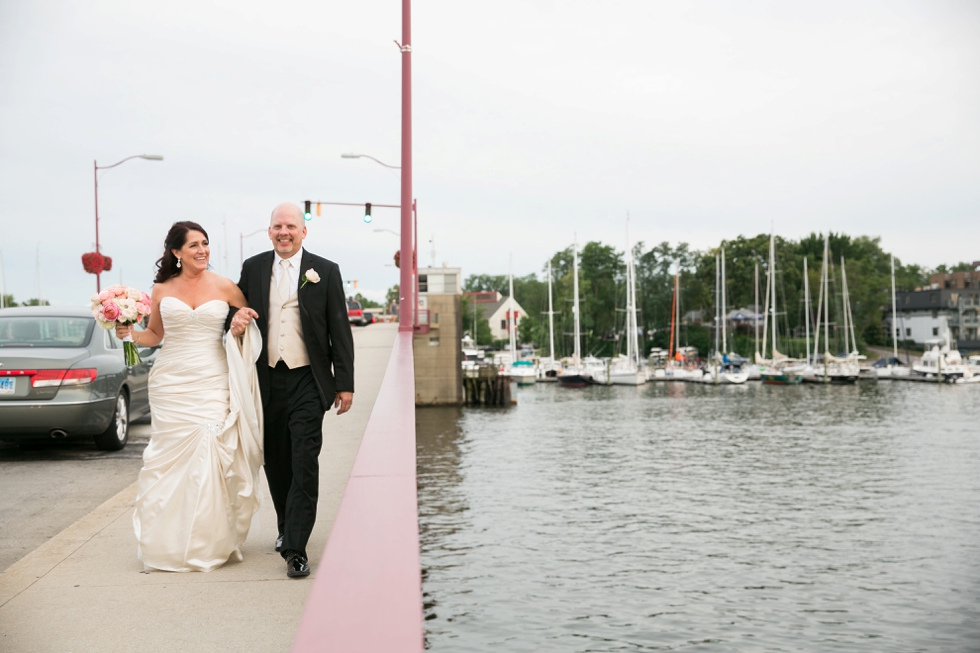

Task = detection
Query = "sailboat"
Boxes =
[537,259,562,382]
[873,255,910,378]
[600,216,646,385]
[806,234,859,384]
[699,248,748,384]
[758,228,804,385]
[648,266,701,380]
[504,255,536,386]
[558,236,593,387]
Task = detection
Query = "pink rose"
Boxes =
[136,302,150,316]
[99,290,113,302]
[113,287,126,297]
[102,301,121,322]
[141,292,151,305]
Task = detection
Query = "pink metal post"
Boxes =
[398,0,413,332]
[93,160,101,292]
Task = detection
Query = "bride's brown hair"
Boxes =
[154,221,210,284]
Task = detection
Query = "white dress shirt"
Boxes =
[273,248,303,298]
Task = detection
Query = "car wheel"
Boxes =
[94,391,129,451]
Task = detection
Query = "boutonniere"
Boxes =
[300,269,320,289]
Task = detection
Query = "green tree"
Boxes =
[354,293,381,309]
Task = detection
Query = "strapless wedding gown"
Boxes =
[134,298,264,572]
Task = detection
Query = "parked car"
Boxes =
[0,306,155,450]
[347,298,368,326]
[363,311,375,325]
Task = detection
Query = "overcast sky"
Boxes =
[1,0,978,306]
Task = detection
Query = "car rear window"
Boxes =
[347,300,362,310]
[0,317,95,348]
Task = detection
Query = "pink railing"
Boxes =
[292,331,422,653]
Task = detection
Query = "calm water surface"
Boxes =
[417,381,980,652]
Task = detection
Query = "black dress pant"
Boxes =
[265,362,325,559]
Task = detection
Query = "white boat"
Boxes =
[804,234,860,384]
[967,354,980,376]
[537,260,562,382]
[875,256,911,378]
[758,227,805,385]
[503,255,536,385]
[558,235,593,387]
[604,215,646,386]
[703,247,747,385]
[913,335,975,383]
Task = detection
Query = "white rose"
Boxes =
[127,287,142,301]
[305,269,320,283]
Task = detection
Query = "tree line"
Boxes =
[464,233,960,359]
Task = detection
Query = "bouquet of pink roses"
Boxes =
[89,285,152,365]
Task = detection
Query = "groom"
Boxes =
[229,202,355,578]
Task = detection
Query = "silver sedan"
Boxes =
[0,306,154,450]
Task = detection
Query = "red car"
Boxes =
[347,299,368,326]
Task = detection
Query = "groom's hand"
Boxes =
[230,307,259,336]
[334,392,353,415]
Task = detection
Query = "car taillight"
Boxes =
[32,370,67,387]
[63,369,98,386]
[25,369,97,388]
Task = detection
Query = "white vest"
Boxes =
[267,274,311,369]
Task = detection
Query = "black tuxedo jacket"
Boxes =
[233,249,354,411]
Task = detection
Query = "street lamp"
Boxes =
[342,152,417,329]
[89,154,163,291]
[340,153,401,169]
[373,228,400,237]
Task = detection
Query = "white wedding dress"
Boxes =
[134,297,264,572]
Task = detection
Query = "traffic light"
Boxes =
[316,202,322,217]
[363,203,372,224]
[304,200,312,222]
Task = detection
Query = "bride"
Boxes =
[116,220,264,572]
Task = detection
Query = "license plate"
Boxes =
[0,378,14,395]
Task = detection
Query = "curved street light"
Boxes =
[373,228,401,237]
[341,153,401,169]
[91,154,164,291]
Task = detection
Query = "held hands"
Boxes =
[115,323,133,341]
[334,392,353,415]
[230,307,259,337]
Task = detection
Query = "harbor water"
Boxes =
[417,381,980,652]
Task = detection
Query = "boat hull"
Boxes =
[761,372,803,385]
[558,374,592,388]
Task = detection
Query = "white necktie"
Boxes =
[278,259,291,298]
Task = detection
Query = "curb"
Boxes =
[0,480,138,608]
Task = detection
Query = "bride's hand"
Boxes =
[115,323,132,341]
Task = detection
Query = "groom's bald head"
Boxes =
[268,202,307,259]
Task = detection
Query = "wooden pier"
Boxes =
[463,366,513,406]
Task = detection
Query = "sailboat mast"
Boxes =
[891,255,898,360]
[573,236,581,365]
[714,253,720,357]
[754,262,759,361]
[668,269,677,363]
[627,220,640,368]
[769,229,777,359]
[721,247,727,354]
[813,251,824,363]
[804,257,811,365]
[675,270,681,358]
[823,234,830,380]
[508,254,517,361]
[547,259,555,361]
[840,256,857,354]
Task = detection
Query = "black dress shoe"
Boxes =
[286,552,310,578]
[275,534,283,552]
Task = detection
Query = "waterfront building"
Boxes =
[415,265,463,405]
[474,295,528,342]
[892,280,980,350]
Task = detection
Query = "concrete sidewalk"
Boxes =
[0,323,398,653]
